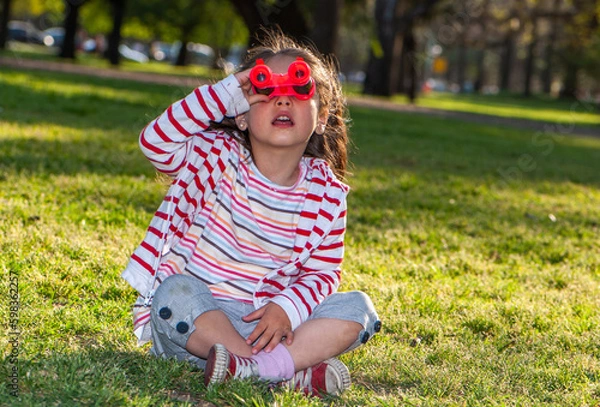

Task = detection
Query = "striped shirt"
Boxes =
[121,75,349,343]
[157,158,309,302]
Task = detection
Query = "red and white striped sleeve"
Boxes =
[269,197,347,329]
[139,75,249,176]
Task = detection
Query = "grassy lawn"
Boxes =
[392,91,600,128]
[1,66,600,406]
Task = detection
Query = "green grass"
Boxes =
[392,91,600,128]
[1,66,600,406]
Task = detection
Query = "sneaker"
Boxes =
[204,343,259,386]
[286,358,351,397]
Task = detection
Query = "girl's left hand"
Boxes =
[243,302,294,354]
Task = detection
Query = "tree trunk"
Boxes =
[229,0,261,44]
[499,33,514,92]
[106,0,126,66]
[363,49,386,95]
[270,0,309,40]
[474,49,486,93]
[175,40,189,67]
[0,0,12,50]
[229,0,309,47]
[364,0,407,97]
[474,0,489,93]
[456,31,467,93]
[541,0,560,94]
[404,28,417,103]
[59,1,84,59]
[559,61,578,99]
[523,17,538,97]
[364,0,440,97]
[309,0,342,55]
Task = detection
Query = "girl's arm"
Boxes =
[274,208,346,325]
[245,207,347,352]
[139,75,253,176]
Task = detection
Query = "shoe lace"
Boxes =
[290,365,315,394]
[231,354,259,379]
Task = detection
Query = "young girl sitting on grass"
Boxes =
[122,30,380,397]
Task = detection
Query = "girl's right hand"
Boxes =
[235,69,270,106]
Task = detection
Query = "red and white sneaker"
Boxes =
[204,344,351,397]
[204,344,259,386]
[286,358,351,397]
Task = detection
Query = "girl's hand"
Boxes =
[235,69,270,106]
[243,302,294,354]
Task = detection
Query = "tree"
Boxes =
[556,0,599,99]
[522,1,540,97]
[363,0,441,98]
[0,0,12,50]
[126,0,246,67]
[229,0,309,46]
[473,0,491,93]
[309,0,343,55]
[106,0,126,65]
[540,0,560,94]
[59,0,88,59]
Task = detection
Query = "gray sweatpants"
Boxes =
[149,274,381,369]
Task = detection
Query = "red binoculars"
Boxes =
[249,57,315,100]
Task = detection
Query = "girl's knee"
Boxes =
[314,290,381,352]
[150,275,218,348]
[337,291,381,352]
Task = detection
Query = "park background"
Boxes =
[1,0,600,406]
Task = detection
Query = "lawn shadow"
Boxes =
[0,67,189,133]
[348,106,600,188]
[345,106,600,243]
[1,349,218,406]
[0,68,184,179]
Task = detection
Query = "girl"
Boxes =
[122,31,380,397]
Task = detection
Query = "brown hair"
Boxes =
[213,29,350,180]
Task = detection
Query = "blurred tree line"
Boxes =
[1,0,598,101]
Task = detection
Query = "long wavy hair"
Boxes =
[212,29,350,180]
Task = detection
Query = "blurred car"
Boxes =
[150,41,177,62]
[155,41,215,66]
[119,43,149,63]
[42,27,64,47]
[185,42,215,66]
[8,21,44,44]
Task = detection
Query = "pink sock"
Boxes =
[251,344,295,381]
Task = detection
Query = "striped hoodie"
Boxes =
[121,75,349,343]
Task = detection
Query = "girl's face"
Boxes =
[240,55,325,154]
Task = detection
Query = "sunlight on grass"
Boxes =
[392,91,600,127]
[1,67,600,406]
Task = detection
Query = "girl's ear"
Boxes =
[235,114,248,131]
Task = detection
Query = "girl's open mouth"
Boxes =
[272,115,294,127]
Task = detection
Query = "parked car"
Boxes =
[118,44,149,63]
[150,41,177,62]
[186,42,215,66]
[8,21,44,44]
[42,27,64,47]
